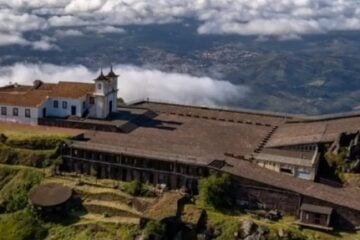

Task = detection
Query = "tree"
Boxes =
[199,173,233,209]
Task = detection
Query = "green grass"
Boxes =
[0,122,75,140]
[0,144,58,168]
[194,199,360,240]
[122,180,153,197]
[5,136,66,150]
[0,132,66,168]
[0,165,44,213]
[45,222,139,240]
[0,209,47,240]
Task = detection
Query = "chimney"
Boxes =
[33,80,43,89]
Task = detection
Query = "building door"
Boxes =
[109,100,113,113]
[42,108,47,118]
[71,106,77,115]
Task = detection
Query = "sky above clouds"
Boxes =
[0,0,359,48]
[0,63,249,106]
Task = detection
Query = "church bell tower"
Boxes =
[92,67,119,119]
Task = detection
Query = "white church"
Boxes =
[0,68,119,125]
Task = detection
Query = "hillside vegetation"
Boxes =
[0,126,359,239]
[0,124,70,168]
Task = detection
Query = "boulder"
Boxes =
[242,220,256,237]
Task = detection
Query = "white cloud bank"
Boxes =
[0,0,360,48]
[0,63,249,107]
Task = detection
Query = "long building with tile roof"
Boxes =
[53,100,360,230]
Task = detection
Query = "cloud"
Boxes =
[0,63,249,107]
[0,33,28,46]
[85,26,125,34]
[54,29,83,38]
[0,0,359,48]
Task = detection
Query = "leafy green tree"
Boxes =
[199,173,233,209]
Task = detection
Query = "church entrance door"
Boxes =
[109,101,113,113]
[71,106,77,116]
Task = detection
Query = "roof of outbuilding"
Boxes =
[300,203,333,215]
[29,183,72,207]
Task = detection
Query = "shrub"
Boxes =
[5,186,29,213]
[143,220,166,240]
[0,209,47,240]
[117,224,140,240]
[0,167,43,213]
[199,173,233,209]
[5,136,65,150]
[122,180,152,197]
[0,144,58,168]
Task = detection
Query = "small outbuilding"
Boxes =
[296,203,333,231]
[29,183,73,218]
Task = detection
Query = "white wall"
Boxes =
[0,104,39,125]
[42,97,85,118]
[90,77,118,119]
[94,81,110,96]
[90,89,117,119]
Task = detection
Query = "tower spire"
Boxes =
[94,67,109,81]
[106,64,119,78]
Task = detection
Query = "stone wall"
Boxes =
[233,178,300,215]
[38,118,118,132]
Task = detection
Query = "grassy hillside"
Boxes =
[0,123,72,168]
[0,125,358,239]
[0,165,44,213]
[0,209,47,240]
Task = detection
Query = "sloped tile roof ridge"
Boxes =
[131,99,303,119]
[287,111,360,123]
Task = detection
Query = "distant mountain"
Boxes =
[1,22,360,115]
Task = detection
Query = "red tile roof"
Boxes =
[0,82,94,108]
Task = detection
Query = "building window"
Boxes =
[62,101,67,109]
[1,107,7,116]
[25,109,31,118]
[98,83,102,90]
[13,108,18,116]
[53,100,59,108]
[280,167,293,175]
[90,97,95,104]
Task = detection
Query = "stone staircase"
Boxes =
[254,126,278,154]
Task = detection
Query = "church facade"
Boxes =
[0,68,118,124]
